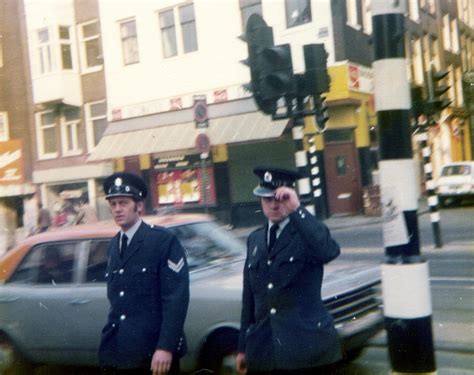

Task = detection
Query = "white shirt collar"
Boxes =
[121,218,142,244]
[267,217,290,239]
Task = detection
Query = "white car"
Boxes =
[437,162,474,206]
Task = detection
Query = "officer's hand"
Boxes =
[235,352,247,373]
[274,187,300,214]
[151,350,172,375]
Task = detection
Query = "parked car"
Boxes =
[437,161,474,206]
[0,214,383,374]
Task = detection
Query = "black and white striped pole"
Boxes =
[417,126,443,248]
[372,1,436,374]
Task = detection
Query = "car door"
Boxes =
[61,238,110,365]
[1,240,86,364]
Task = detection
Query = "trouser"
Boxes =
[101,357,180,375]
[247,363,337,375]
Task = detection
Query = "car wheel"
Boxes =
[201,329,238,375]
[0,336,35,375]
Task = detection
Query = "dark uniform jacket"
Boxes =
[98,221,189,369]
[238,206,342,371]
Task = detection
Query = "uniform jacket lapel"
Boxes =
[268,222,295,258]
[120,222,146,266]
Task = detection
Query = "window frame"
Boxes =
[58,25,73,70]
[159,8,178,58]
[60,107,82,156]
[37,27,53,74]
[36,110,58,159]
[120,18,140,65]
[285,0,312,29]
[0,112,9,141]
[179,3,198,54]
[239,0,262,30]
[346,0,361,30]
[85,100,108,152]
[78,19,103,73]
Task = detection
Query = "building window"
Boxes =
[408,0,420,21]
[120,19,139,65]
[361,0,372,34]
[78,20,103,72]
[159,3,198,58]
[450,19,459,54]
[346,0,360,29]
[0,112,9,141]
[286,0,312,28]
[36,111,58,158]
[455,67,463,106]
[180,4,198,53]
[59,26,73,70]
[431,37,440,69]
[443,14,451,51]
[160,9,177,58]
[412,38,423,85]
[61,107,81,155]
[85,100,107,151]
[240,0,262,30]
[37,28,52,74]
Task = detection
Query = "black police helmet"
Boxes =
[253,166,301,197]
[103,172,148,200]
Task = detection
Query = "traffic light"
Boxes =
[242,14,278,114]
[426,68,451,114]
[303,44,330,95]
[260,44,296,100]
[411,86,425,120]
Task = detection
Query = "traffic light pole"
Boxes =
[372,1,436,374]
[413,122,443,248]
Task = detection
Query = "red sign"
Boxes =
[0,139,24,184]
[348,64,360,89]
[213,89,228,102]
[195,133,211,154]
[170,97,182,110]
[193,96,209,129]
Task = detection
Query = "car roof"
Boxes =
[0,213,212,282]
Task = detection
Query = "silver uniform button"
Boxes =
[112,323,116,328]
[119,291,125,297]
[270,308,277,315]
[119,269,124,274]
[142,268,146,272]
[267,260,272,266]
[289,257,294,262]
[120,315,126,320]
[268,283,274,290]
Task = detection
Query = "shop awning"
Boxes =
[88,111,288,161]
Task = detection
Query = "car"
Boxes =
[0,214,383,375]
[437,161,474,206]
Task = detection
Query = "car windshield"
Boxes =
[169,221,245,271]
[441,165,471,176]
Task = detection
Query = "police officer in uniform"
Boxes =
[99,172,189,375]
[236,167,342,375]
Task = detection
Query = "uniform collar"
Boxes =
[121,218,142,244]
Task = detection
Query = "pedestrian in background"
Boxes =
[37,203,51,233]
[74,197,98,225]
[236,166,342,375]
[98,172,189,375]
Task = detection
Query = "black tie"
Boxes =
[269,224,279,251]
[120,234,128,257]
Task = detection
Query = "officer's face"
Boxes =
[261,196,288,223]
[108,196,142,231]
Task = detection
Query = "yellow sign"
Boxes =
[0,139,24,184]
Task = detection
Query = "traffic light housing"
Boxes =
[426,68,451,114]
[304,44,330,95]
[260,44,296,100]
[242,14,278,114]
[411,86,425,119]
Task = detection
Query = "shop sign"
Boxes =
[153,154,203,171]
[348,63,374,94]
[0,139,24,184]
